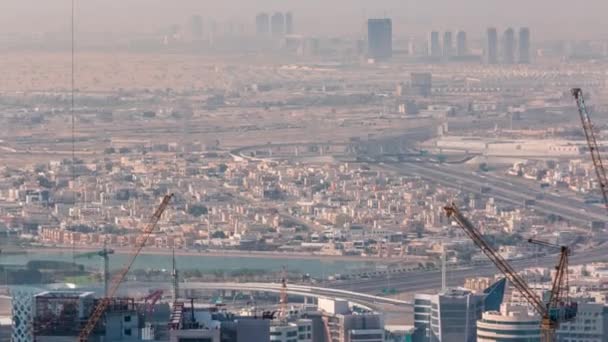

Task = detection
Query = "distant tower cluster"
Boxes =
[456,31,467,57]
[486,27,499,64]
[429,30,468,60]
[502,28,516,64]
[487,26,531,64]
[519,27,531,64]
[442,31,453,58]
[256,12,270,35]
[189,15,204,40]
[429,31,441,58]
[255,11,294,37]
[367,18,393,61]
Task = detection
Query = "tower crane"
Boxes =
[528,239,570,312]
[78,194,173,342]
[279,266,288,320]
[571,88,608,211]
[444,204,577,342]
[75,242,114,297]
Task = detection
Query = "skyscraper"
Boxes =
[190,15,203,40]
[443,31,453,58]
[285,12,294,35]
[271,12,286,37]
[255,13,270,36]
[367,18,393,61]
[486,27,498,64]
[429,31,441,58]
[413,279,506,342]
[456,31,467,57]
[502,28,515,64]
[413,289,485,342]
[518,27,531,64]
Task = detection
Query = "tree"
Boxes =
[37,176,54,189]
[188,204,208,217]
[211,230,226,239]
[217,164,228,173]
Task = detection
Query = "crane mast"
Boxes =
[279,266,288,320]
[78,194,173,342]
[571,88,608,211]
[528,239,570,310]
[444,204,576,342]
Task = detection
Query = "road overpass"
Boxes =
[179,282,411,309]
[329,243,608,294]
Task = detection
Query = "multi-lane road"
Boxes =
[382,161,607,225]
[331,244,608,294]
[327,160,608,295]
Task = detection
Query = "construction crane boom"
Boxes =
[528,239,570,310]
[444,204,546,315]
[78,194,173,342]
[571,88,608,211]
[445,204,578,341]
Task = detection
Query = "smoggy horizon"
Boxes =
[1,0,607,41]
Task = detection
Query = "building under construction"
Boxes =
[33,291,140,342]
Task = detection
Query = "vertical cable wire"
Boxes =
[71,0,76,264]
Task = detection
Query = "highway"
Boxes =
[325,160,608,295]
[330,244,608,294]
[381,161,608,225]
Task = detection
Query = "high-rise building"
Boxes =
[502,28,516,64]
[413,279,506,342]
[429,31,441,58]
[367,18,393,61]
[456,31,467,57]
[518,27,531,64]
[190,15,204,40]
[413,289,485,342]
[477,304,541,342]
[556,302,608,342]
[486,27,498,64]
[443,31,453,58]
[482,278,507,312]
[271,12,286,37]
[256,13,270,35]
[285,12,294,35]
[319,298,385,342]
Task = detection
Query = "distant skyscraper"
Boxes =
[285,12,294,35]
[518,27,531,64]
[271,12,285,37]
[255,13,270,35]
[443,31,453,58]
[486,27,498,64]
[502,28,515,64]
[190,15,203,40]
[367,18,393,60]
[456,31,467,57]
[429,31,441,58]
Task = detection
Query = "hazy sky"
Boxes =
[2,0,607,40]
